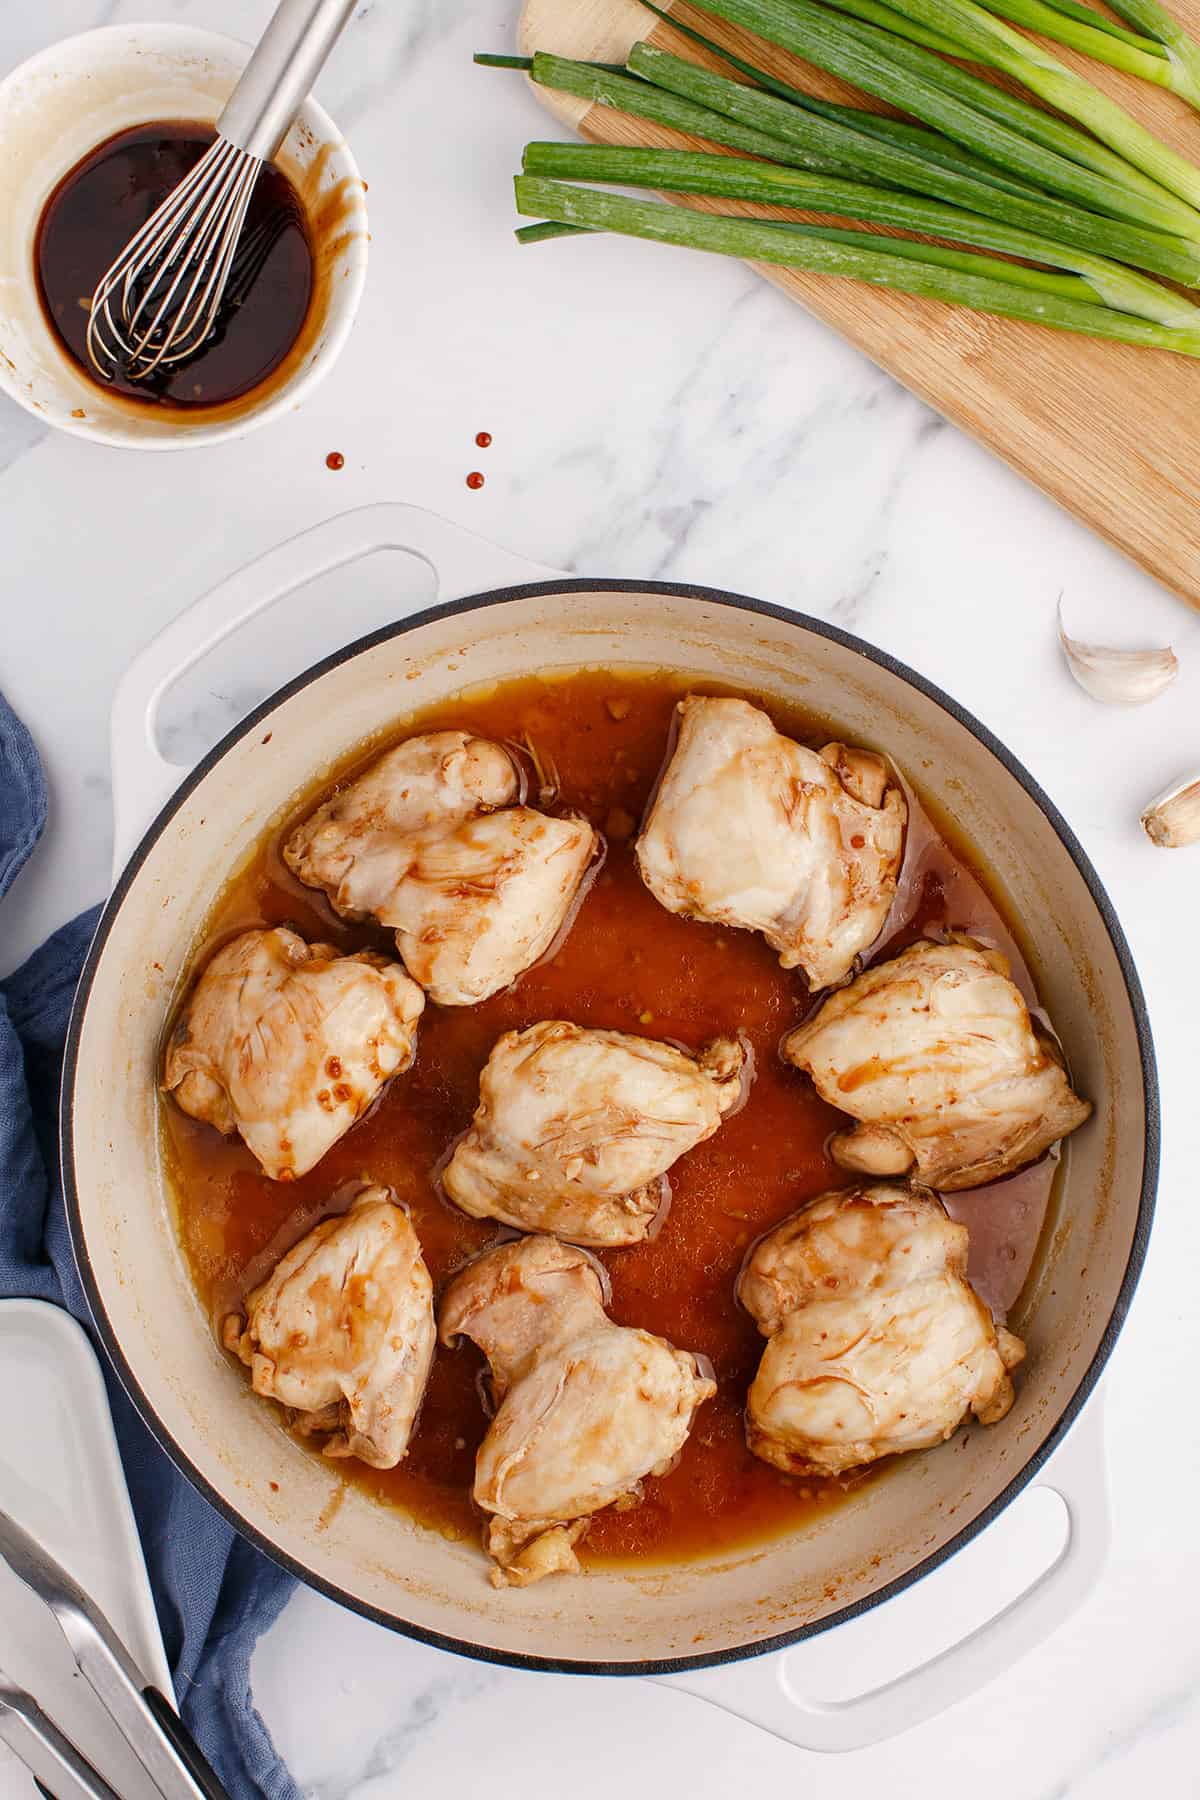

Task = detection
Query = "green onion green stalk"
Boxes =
[625,38,1177,230]
[632,0,1045,199]
[1105,0,1200,103]
[526,48,1200,282]
[514,176,1200,352]
[521,140,1200,318]
[526,53,883,179]
[518,208,1115,301]
[969,0,1175,79]
[689,0,1200,231]
[815,6,1187,212]
[861,0,1200,183]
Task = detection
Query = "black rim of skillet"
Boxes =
[61,578,1160,1678]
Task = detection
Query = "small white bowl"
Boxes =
[0,24,368,451]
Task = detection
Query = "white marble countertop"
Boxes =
[2,2,1198,1796]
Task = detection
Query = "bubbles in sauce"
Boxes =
[35,122,313,409]
[161,670,1062,1566]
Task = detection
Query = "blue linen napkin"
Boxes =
[0,690,300,1800]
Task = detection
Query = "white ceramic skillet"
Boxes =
[62,505,1156,1752]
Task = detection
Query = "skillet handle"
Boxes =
[108,502,564,877]
[653,1395,1109,1754]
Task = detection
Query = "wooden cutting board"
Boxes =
[519,0,1200,607]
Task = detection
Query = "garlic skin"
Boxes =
[1142,773,1200,848]
[1058,603,1178,707]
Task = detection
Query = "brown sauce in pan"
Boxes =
[161,669,1062,1565]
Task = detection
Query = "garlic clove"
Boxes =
[1141,771,1200,848]
[1058,601,1178,706]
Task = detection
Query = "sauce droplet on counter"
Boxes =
[35,121,313,409]
[326,451,345,471]
[475,431,492,448]
[466,471,485,490]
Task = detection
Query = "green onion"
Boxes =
[780,0,979,52]
[527,53,870,177]
[755,218,1101,295]
[1008,0,1165,49]
[514,176,1200,352]
[521,142,1200,315]
[875,0,1200,192]
[820,5,1190,212]
[691,0,1200,233]
[520,207,1104,299]
[926,0,1181,83]
[1102,0,1200,102]
[474,51,632,74]
[553,58,1200,286]
[765,99,1047,202]
[520,209,1091,292]
[627,38,1111,217]
[631,1,1046,199]
[516,220,593,242]
[782,0,993,52]
[642,0,969,54]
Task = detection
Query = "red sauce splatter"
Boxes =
[326,451,345,471]
[475,431,492,448]
[466,471,485,490]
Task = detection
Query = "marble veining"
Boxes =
[1,1,1199,1797]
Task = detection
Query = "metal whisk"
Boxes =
[86,0,358,386]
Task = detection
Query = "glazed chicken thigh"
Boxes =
[740,1185,1025,1477]
[636,696,906,990]
[440,1236,716,1586]
[442,1021,747,1246]
[162,927,425,1180]
[223,1185,435,1469]
[284,731,520,917]
[782,937,1091,1190]
[381,809,597,1007]
[284,731,598,1005]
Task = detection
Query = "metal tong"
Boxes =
[0,1507,229,1800]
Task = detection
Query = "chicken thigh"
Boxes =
[440,1236,716,1586]
[636,696,906,990]
[284,731,520,920]
[223,1184,435,1468]
[740,1184,1025,1477]
[381,809,597,1007]
[442,1022,747,1246]
[782,937,1091,1190]
[162,926,424,1180]
[284,731,598,1005]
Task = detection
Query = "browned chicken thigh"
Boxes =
[162,927,424,1180]
[284,731,598,1005]
[440,1236,716,1587]
[442,1021,747,1246]
[223,1185,435,1469]
[782,936,1091,1190]
[740,1185,1025,1477]
[636,696,906,990]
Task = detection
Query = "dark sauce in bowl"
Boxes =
[35,122,313,409]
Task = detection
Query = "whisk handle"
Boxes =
[218,0,358,160]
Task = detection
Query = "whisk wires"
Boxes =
[86,136,263,385]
